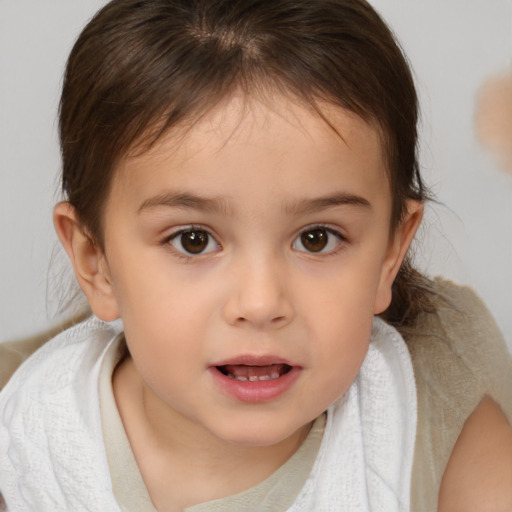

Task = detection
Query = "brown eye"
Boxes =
[293,227,343,254]
[300,229,328,252]
[181,231,208,253]
[169,229,219,255]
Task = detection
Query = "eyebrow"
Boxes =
[138,191,371,215]
[283,192,372,215]
[138,192,232,215]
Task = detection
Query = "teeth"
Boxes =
[227,373,281,382]
[219,363,293,382]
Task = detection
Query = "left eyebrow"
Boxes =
[283,192,372,215]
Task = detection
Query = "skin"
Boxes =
[438,397,512,511]
[54,93,511,510]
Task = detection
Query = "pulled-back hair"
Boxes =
[59,0,435,331]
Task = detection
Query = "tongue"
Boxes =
[221,364,288,379]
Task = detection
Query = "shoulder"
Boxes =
[407,278,512,510]
[438,396,512,511]
[408,278,512,413]
[0,312,91,391]
[0,337,44,391]
[409,277,510,357]
[0,316,121,405]
[0,317,122,510]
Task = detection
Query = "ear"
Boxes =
[53,202,120,321]
[373,200,424,314]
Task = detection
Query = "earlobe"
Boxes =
[53,202,120,321]
[373,200,424,314]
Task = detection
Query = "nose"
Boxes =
[222,253,294,330]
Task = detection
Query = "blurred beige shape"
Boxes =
[475,72,512,175]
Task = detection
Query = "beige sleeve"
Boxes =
[408,279,512,512]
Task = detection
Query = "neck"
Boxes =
[113,356,311,511]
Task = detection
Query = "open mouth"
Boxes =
[216,364,292,382]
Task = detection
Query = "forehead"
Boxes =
[111,93,389,213]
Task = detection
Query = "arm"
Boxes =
[438,396,512,511]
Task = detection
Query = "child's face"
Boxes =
[94,94,415,447]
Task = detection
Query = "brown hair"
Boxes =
[59,0,435,330]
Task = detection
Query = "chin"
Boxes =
[211,417,311,448]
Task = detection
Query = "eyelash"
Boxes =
[160,224,347,260]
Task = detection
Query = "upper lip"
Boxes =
[210,354,295,367]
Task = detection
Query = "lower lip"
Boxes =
[209,366,301,403]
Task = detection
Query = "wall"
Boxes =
[1,0,511,348]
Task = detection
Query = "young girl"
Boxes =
[1,0,511,510]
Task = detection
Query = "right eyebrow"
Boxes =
[138,192,232,215]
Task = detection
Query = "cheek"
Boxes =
[121,303,204,399]
[308,321,371,415]
[301,261,381,321]
[296,260,380,383]
[312,303,372,368]
[109,243,210,316]
[319,315,373,406]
